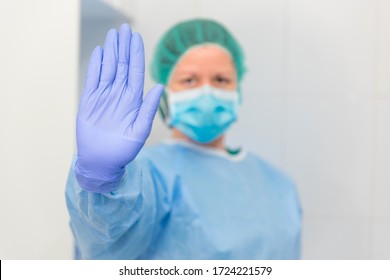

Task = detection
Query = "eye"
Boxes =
[215,76,231,85]
[180,77,197,86]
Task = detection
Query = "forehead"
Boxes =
[172,44,236,74]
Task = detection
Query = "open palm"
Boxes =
[75,23,163,192]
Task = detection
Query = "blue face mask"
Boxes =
[167,85,239,143]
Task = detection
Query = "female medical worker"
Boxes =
[66,19,302,260]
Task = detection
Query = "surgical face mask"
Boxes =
[167,85,239,143]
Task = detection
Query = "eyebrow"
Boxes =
[175,70,235,75]
[215,71,235,76]
[173,71,198,77]
[172,68,237,80]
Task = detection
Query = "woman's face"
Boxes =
[167,45,237,92]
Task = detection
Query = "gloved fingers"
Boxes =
[132,84,164,136]
[129,32,145,102]
[84,46,103,92]
[78,46,103,115]
[115,23,132,84]
[100,29,118,83]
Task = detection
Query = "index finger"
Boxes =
[128,32,145,101]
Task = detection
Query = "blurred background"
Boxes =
[0,0,389,259]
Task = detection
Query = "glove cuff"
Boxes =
[74,160,125,193]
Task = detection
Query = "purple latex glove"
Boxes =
[75,24,163,193]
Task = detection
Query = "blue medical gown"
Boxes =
[66,141,302,259]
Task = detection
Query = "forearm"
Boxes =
[65,157,157,259]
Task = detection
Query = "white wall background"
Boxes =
[0,0,389,259]
[0,1,79,259]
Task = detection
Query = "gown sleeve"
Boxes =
[65,154,168,259]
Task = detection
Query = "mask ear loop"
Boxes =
[158,88,177,128]
[158,90,170,124]
[237,84,243,105]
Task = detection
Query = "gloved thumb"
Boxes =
[135,84,164,131]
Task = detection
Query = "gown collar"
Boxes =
[163,138,248,162]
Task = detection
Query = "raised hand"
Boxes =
[75,23,163,193]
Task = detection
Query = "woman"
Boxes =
[66,19,302,259]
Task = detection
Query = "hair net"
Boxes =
[150,18,246,121]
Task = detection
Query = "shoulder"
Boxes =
[135,143,179,172]
[246,151,302,213]
[138,143,176,161]
[245,151,296,189]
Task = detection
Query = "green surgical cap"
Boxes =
[150,18,246,121]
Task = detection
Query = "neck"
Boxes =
[171,128,225,150]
